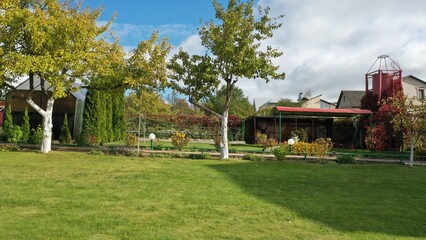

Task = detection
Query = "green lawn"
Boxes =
[1,152,426,239]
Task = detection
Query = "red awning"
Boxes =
[275,106,372,117]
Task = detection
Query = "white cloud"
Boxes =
[245,0,426,102]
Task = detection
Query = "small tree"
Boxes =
[59,114,72,144]
[389,95,426,167]
[169,0,285,159]
[2,106,13,142]
[21,107,30,143]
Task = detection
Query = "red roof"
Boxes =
[275,106,372,117]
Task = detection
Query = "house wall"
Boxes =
[304,96,322,108]
[402,76,426,101]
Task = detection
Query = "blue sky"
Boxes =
[84,0,229,46]
[83,0,426,103]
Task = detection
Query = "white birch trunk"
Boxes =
[220,110,229,159]
[409,134,414,167]
[27,96,55,153]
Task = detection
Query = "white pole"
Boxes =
[137,113,141,155]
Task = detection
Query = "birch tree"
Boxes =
[168,0,285,159]
[0,1,171,153]
[389,95,426,167]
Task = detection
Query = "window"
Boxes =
[419,89,425,100]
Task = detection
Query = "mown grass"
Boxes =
[1,151,425,239]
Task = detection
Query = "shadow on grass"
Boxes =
[208,162,426,237]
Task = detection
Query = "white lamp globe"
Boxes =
[288,138,295,145]
[149,133,156,141]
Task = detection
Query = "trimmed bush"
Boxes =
[29,125,43,144]
[291,128,308,142]
[171,131,190,149]
[256,132,278,150]
[272,144,290,161]
[188,153,211,159]
[125,133,138,147]
[337,155,356,164]
[8,125,23,143]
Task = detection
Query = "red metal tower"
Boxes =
[365,55,402,100]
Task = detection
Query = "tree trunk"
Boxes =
[220,109,229,159]
[409,135,414,167]
[27,96,55,153]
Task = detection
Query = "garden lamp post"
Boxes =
[288,138,295,153]
[149,133,156,150]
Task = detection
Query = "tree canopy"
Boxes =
[203,86,254,118]
[169,0,285,159]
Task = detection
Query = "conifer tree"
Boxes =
[2,105,13,142]
[59,113,72,144]
[21,107,30,143]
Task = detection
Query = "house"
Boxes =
[402,75,426,101]
[336,75,426,109]
[336,91,365,109]
[302,94,336,109]
[253,98,280,112]
[4,77,86,140]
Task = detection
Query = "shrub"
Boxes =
[8,125,23,143]
[59,114,73,144]
[242,154,265,162]
[415,148,426,161]
[272,144,290,161]
[336,155,356,164]
[125,133,138,147]
[2,106,13,142]
[256,132,278,150]
[291,129,308,142]
[312,138,333,156]
[77,132,98,146]
[171,131,190,149]
[21,108,30,143]
[29,125,43,144]
[292,142,313,155]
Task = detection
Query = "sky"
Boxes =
[83,0,426,103]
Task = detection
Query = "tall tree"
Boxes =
[1,1,171,153]
[21,107,30,143]
[0,0,123,152]
[169,0,284,159]
[389,95,426,167]
[203,86,254,118]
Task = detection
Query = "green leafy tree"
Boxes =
[204,86,254,118]
[389,95,426,167]
[276,98,303,107]
[0,0,125,153]
[169,0,285,159]
[21,107,30,143]
[59,113,72,144]
[2,105,13,142]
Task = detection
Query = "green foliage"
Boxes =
[2,106,13,142]
[313,138,334,155]
[8,125,23,143]
[276,98,303,107]
[204,86,254,118]
[242,154,265,162]
[29,125,43,144]
[171,131,190,149]
[59,114,72,144]
[256,133,278,150]
[272,144,290,161]
[81,88,126,145]
[291,129,308,142]
[336,155,356,164]
[21,108,30,143]
[125,133,138,147]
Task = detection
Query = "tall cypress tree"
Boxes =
[21,107,31,143]
[59,113,72,144]
[80,88,98,145]
[2,105,13,142]
[112,88,126,141]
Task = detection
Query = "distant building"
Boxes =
[302,94,336,109]
[336,75,426,109]
[3,76,86,140]
[336,91,365,109]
